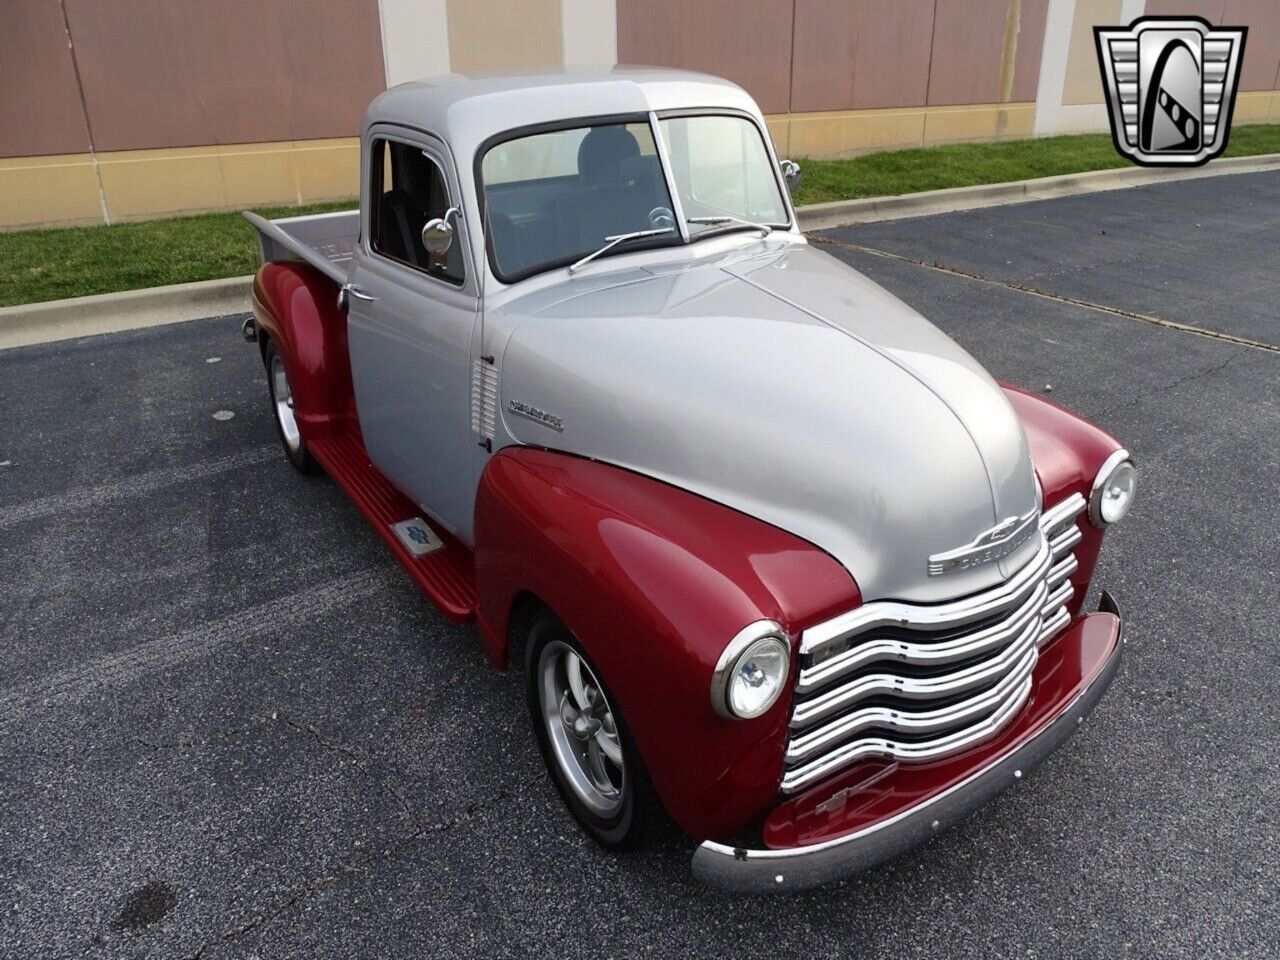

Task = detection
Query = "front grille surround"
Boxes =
[782,493,1087,796]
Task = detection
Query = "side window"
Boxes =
[369,138,465,285]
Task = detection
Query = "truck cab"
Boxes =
[245,67,1134,893]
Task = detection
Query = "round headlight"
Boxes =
[712,622,790,720]
[1089,451,1137,527]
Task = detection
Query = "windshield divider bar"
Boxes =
[649,111,690,244]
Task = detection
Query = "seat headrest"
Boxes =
[577,127,641,184]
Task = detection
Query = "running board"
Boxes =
[308,433,477,622]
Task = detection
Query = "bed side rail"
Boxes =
[242,210,358,287]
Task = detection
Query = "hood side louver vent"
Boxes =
[470,358,498,441]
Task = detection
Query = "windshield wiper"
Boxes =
[568,227,675,275]
[686,215,772,238]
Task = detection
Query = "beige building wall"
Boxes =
[446,0,563,73]
[3,0,1279,229]
[1062,0,1124,105]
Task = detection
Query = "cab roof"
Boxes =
[363,66,762,163]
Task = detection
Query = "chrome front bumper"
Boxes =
[692,593,1124,894]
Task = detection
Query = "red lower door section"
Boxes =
[762,612,1121,850]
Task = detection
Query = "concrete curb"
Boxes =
[0,275,251,351]
[795,152,1280,231]
[3,151,1278,350]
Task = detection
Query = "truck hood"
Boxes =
[496,242,1040,604]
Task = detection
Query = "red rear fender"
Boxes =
[252,262,356,440]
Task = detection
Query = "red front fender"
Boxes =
[474,447,859,841]
[1003,384,1125,617]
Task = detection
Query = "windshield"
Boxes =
[478,114,790,281]
[480,121,679,281]
[659,115,789,236]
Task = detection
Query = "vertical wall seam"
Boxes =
[58,0,109,225]
[1031,0,1072,136]
[922,0,940,141]
[440,0,452,72]
[786,0,797,114]
[555,0,566,65]
[376,0,394,87]
[999,0,1023,105]
[1118,0,1146,27]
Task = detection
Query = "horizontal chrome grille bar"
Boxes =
[1042,492,1086,537]
[1047,553,1078,588]
[781,673,1034,794]
[1044,579,1073,614]
[786,646,1037,764]
[1049,523,1083,559]
[1039,605,1071,646]
[1044,491,1085,537]
[797,578,1048,694]
[792,613,1041,729]
[784,493,1088,796]
[800,536,1052,657]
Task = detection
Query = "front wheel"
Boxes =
[524,612,661,850]
[264,341,316,474]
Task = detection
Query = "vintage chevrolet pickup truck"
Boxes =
[243,68,1135,893]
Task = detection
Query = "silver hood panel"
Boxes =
[496,243,1039,604]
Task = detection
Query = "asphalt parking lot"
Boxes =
[2,170,1277,959]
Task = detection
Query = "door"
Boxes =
[346,130,481,540]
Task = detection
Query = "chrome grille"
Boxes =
[783,493,1087,796]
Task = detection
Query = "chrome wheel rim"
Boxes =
[538,639,626,818]
[270,354,301,454]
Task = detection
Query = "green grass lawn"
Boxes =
[0,199,357,308]
[791,124,1280,204]
[3,125,1280,308]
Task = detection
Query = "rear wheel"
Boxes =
[265,341,316,474]
[524,611,661,850]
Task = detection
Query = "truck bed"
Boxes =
[243,209,358,286]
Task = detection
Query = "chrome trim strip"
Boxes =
[691,600,1124,893]
[782,670,1034,794]
[791,615,1041,729]
[796,579,1047,694]
[800,537,1052,656]
[786,646,1037,765]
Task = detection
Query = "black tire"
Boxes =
[264,340,317,474]
[524,611,664,850]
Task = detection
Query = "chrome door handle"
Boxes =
[342,283,378,302]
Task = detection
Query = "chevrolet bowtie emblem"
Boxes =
[928,510,1039,576]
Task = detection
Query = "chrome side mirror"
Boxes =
[422,206,460,256]
[780,159,802,196]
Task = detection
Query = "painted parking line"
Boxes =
[0,570,382,728]
[0,444,278,530]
